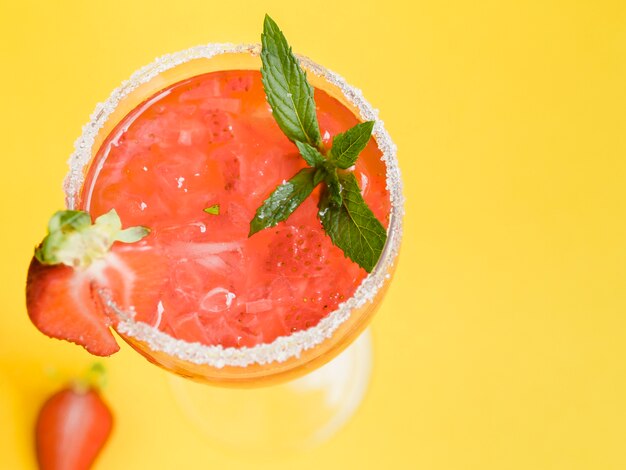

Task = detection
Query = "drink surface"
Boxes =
[81,70,390,348]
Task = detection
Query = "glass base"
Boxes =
[169,329,372,455]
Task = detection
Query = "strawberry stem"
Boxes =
[35,209,150,268]
[73,363,108,393]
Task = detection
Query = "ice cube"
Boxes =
[199,287,237,313]
[169,312,210,344]
[269,277,295,303]
[196,255,229,272]
[198,97,242,114]
[178,79,221,102]
[245,299,273,314]
[169,241,242,258]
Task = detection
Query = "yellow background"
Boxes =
[1,0,625,468]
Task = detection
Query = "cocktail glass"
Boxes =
[65,44,403,453]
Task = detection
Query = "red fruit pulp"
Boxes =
[81,70,390,348]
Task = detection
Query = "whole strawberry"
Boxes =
[35,364,113,470]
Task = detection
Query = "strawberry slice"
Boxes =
[266,225,329,278]
[26,209,157,356]
[97,245,168,322]
[202,109,235,144]
[27,258,119,356]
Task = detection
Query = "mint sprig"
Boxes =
[250,15,387,272]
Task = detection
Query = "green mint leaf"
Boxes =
[249,167,320,236]
[204,204,220,215]
[295,141,326,167]
[329,121,375,169]
[261,15,321,147]
[318,172,387,272]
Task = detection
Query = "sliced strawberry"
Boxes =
[102,244,168,322]
[26,209,161,356]
[202,109,235,144]
[283,305,326,333]
[27,244,167,356]
[26,258,119,356]
[266,225,329,278]
[261,235,351,337]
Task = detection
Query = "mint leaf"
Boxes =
[204,204,220,215]
[329,121,375,169]
[318,173,387,272]
[295,141,326,167]
[249,167,320,236]
[261,15,321,147]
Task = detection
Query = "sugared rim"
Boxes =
[65,43,404,368]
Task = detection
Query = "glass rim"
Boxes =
[64,43,404,369]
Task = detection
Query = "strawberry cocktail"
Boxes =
[27,16,403,386]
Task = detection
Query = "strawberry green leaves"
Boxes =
[252,15,387,272]
[35,209,150,268]
[261,15,321,148]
